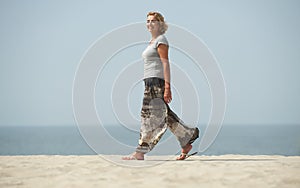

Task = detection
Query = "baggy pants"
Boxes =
[136,77,199,154]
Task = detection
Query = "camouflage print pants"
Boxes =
[136,77,199,154]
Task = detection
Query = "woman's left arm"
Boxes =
[157,44,172,103]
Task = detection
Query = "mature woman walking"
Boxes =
[123,12,199,160]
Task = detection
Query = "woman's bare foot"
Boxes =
[122,152,144,160]
[176,144,192,160]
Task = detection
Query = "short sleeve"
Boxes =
[155,35,169,48]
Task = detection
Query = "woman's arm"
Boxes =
[157,44,172,103]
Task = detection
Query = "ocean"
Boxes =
[0,125,299,156]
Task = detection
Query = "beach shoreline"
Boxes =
[1,155,299,188]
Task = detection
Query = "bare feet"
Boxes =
[176,144,192,160]
[122,152,144,160]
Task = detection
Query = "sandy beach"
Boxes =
[0,155,299,188]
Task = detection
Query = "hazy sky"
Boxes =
[1,0,300,126]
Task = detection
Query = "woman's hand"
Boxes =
[164,87,172,103]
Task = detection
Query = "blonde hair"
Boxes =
[147,11,168,34]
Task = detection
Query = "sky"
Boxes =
[0,0,300,126]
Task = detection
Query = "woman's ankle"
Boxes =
[134,152,145,159]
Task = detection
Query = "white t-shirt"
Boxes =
[142,34,169,79]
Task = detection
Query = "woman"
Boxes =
[123,12,199,160]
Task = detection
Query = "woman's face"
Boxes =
[146,15,160,34]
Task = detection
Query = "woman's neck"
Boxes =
[151,32,160,40]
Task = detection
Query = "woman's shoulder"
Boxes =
[155,34,169,48]
[157,34,168,41]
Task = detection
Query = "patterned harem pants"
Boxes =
[136,77,199,154]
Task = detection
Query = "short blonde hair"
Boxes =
[147,11,168,34]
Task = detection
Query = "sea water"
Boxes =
[0,125,299,156]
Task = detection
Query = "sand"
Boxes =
[0,155,299,188]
